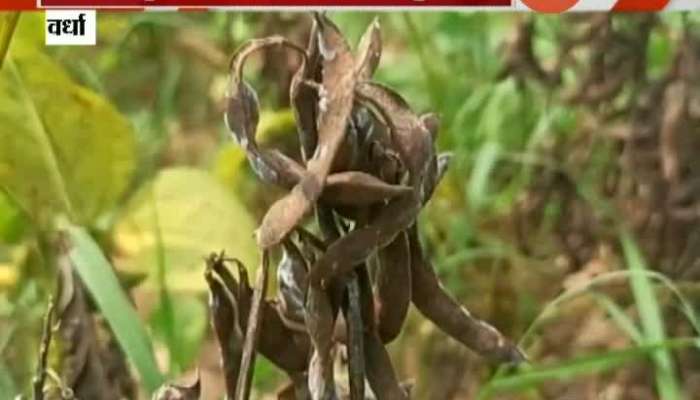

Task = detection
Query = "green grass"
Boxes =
[622,233,682,400]
[479,338,697,398]
[477,237,699,399]
[65,225,164,393]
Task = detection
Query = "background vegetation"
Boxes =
[1,10,700,399]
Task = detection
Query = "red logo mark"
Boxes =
[520,0,579,12]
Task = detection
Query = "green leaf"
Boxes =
[646,28,673,79]
[468,141,500,210]
[479,338,697,398]
[622,233,682,400]
[0,45,136,226]
[0,360,17,400]
[65,224,164,393]
[0,190,25,244]
[252,356,285,393]
[150,295,207,373]
[113,167,258,292]
[592,293,643,344]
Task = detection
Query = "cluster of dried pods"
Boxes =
[156,13,524,400]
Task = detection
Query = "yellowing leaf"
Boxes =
[113,167,258,292]
[11,12,43,50]
[0,13,20,68]
[0,46,135,225]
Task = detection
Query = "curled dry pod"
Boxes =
[331,111,361,173]
[407,225,526,364]
[257,301,311,374]
[363,331,407,400]
[304,284,337,400]
[355,81,434,187]
[209,254,311,378]
[421,151,452,205]
[332,18,382,172]
[436,152,452,182]
[233,148,409,207]
[225,77,259,152]
[356,264,376,331]
[233,258,253,325]
[277,239,310,328]
[419,149,451,206]
[291,17,323,162]
[374,231,411,344]
[308,12,356,179]
[349,107,382,173]
[205,259,243,399]
[354,262,404,400]
[308,192,420,287]
[419,112,440,143]
[257,13,356,249]
[355,17,382,80]
[227,36,306,147]
[368,141,403,184]
[258,149,307,190]
[226,37,309,189]
[344,274,365,400]
[207,252,239,297]
[256,182,321,250]
[323,171,412,206]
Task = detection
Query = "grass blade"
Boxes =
[468,141,500,210]
[621,233,681,400]
[592,293,643,344]
[480,338,697,397]
[65,224,164,393]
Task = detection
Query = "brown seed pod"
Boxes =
[308,192,420,287]
[374,231,411,344]
[278,239,310,328]
[323,171,412,206]
[344,274,366,400]
[304,284,337,399]
[291,17,323,163]
[355,17,382,81]
[355,81,434,187]
[226,37,317,194]
[205,260,243,399]
[407,225,526,364]
[257,13,357,249]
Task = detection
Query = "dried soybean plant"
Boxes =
[504,15,700,277]
[156,13,524,400]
